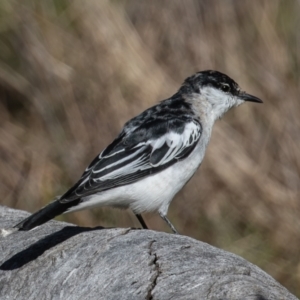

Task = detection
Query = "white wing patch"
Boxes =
[150,121,201,166]
[93,147,145,174]
[96,153,149,181]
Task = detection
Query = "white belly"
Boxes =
[67,140,207,215]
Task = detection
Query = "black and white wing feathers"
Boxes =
[61,117,202,202]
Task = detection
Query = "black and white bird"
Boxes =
[4,70,262,236]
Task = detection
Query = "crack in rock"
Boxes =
[146,240,160,300]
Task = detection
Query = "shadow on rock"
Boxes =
[0,226,104,270]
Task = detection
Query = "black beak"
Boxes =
[240,92,263,103]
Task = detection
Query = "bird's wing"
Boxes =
[61,118,202,202]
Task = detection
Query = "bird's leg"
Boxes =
[135,214,148,229]
[159,211,178,234]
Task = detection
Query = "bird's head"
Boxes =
[179,70,262,121]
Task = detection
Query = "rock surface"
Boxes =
[0,205,298,300]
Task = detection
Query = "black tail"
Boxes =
[14,198,81,231]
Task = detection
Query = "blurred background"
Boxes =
[0,0,300,295]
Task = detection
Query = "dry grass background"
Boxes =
[0,0,300,295]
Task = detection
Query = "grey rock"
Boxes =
[0,205,297,300]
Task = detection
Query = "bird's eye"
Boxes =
[220,83,230,93]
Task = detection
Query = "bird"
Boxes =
[4,70,262,236]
